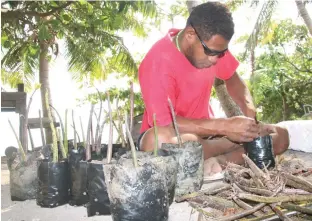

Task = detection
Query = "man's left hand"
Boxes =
[259,123,276,136]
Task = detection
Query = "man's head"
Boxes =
[182,2,234,69]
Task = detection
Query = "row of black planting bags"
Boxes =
[8,143,126,217]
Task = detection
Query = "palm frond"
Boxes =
[243,0,278,58]
[65,30,137,83]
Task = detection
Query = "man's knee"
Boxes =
[140,127,200,152]
[140,126,175,152]
[273,125,289,155]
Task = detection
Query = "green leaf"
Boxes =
[3,40,11,48]
[78,0,87,5]
[62,14,71,22]
[38,25,51,41]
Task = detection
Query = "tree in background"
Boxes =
[1,1,157,143]
[251,20,312,122]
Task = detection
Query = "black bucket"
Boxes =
[36,160,70,208]
[243,135,275,169]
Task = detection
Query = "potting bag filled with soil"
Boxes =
[161,141,204,197]
[9,150,40,201]
[37,159,69,208]
[86,161,111,216]
[243,135,275,169]
[120,151,178,205]
[68,147,88,206]
[104,158,169,221]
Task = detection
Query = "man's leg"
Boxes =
[140,124,289,175]
[207,124,290,175]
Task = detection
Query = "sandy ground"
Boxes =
[1,149,312,221]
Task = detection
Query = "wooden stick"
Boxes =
[188,202,215,218]
[242,154,269,182]
[45,91,58,163]
[8,119,26,162]
[71,125,81,143]
[72,110,77,149]
[49,104,65,140]
[238,193,312,203]
[282,188,311,195]
[175,184,231,202]
[107,91,113,164]
[286,179,312,194]
[129,81,134,133]
[90,119,95,152]
[24,88,39,152]
[79,116,85,146]
[27,125,35,150]
[64,109,68,155]
[97,114,108,149]
[283,173,312,193]
[153,113,158,156]
[57,128,66,159]
[94,88,103,151]
[280,203,312,215]
[232,197,264,217]
[39,109,45,146]
[217,203,266,221]
[125,113,138,167]
[85,104,94,161]
[167,97,182,147]
[235,182,273,196]
[270,203,292,221]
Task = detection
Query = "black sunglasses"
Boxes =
[190,22,228,58]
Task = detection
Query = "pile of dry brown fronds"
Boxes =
[176,154,312,221]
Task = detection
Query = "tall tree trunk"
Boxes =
[39,42,55,144]
[295,0,312,36]
[186,0,242,117]
[251,49,255,77]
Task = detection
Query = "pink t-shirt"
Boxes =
[139,29,239,133]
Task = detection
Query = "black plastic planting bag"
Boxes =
[161,141,204,197]
[86,162,111,216]
[243,135,275,169]
[68,148,88,206]
[120,151,178,205]
[9,150,40,201]
[104,159,169,221]
[37,160,69,207]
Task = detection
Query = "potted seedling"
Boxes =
[68,107,89,206]
[86,92,113,217]
[103,111,171,221]
[36,91,69,208]
[160,97,204,198]
[7,87,40,201]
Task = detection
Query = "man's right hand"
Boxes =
[222,116,260,143]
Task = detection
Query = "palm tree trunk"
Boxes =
[186,1,242,117]
[295,0,312,36]
[214,78,243,117]
[39,42,55,144]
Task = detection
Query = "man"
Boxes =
[138,2,289,176]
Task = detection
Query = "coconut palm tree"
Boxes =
[1,1,157,144]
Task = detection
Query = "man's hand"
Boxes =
[222,116,260,143]
[259,123,276,136]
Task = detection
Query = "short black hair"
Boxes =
[186,2,234,41]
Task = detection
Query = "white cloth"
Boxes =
[277,120,312,153]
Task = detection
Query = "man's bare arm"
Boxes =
[225,72,256,119]
[169,115,260,142]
